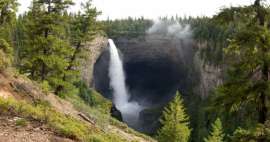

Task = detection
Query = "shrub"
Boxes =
[75,81,112,114]
[15,118,28,127]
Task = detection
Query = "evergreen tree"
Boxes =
[19,0,76,96]
[157,91,191,142]
[0,0,17,70]
[54,0,101,94]
[211,0,270,141]
[204,118,225,142]
[0,0,17,25]
[213,0,270,123]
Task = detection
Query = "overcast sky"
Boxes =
[18,0,256,20]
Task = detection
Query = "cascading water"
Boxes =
[108,39,142,127]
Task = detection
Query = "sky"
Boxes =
[17,0,256,20]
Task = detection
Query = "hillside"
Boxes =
[0,70,156,142]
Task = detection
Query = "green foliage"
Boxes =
[204,118,225,142]
[0,97,129,142]
[213,0,270,124]
[0,0,18,25]
[40,80,51,94]
[157,91,191,142]
[76,81,111,113]
[15,0,102,97]
[0,97,91,140]
[103,17,152,39]
[15,118,28,127]
[0,39,13,70]
[66,93,111,131]
[17,0,76,96]
[230,122,270,142]
[0,0,17,70]
[87,133,126,142]
[69,0,101,44]
[207,1,270,141]
[66,92,154,142]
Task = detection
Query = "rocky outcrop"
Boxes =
[80,36,108,87]
[194,42,223,98]
[110,105,123,121]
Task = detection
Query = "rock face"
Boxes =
[194,42,223,98]
[94,35,198,106]
[110,105,123,121]
[80,36,108,87]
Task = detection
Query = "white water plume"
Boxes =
[147,20,192,39]
[108,39,142,127]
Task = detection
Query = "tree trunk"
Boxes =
[253,0,268,124]
[41,0,52,81]
[255,1,268,142]
[54,41,81,95]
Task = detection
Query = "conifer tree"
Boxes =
[214,0,270,125]
[0,0,17,70]
[0,0,17,25]
[157,91,191,142]
[19,0,76,96]
[54,0,101,94]
[211,0,270,141]
[204,118,225,142]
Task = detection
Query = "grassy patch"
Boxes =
[67,93,155,142]
[0,97,133,142]
[109,118,155,142]
[0,98,94,141]
[66,94,111,131]
[15,118,28,127]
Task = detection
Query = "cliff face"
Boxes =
[80,36,108,87]
[194,42,223,98]
[93,35,198,106]
[91,35,223,101]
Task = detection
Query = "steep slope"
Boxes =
[0,70,156,142]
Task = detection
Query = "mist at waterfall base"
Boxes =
[108,39,143,127]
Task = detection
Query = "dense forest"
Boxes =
[1,0,270,142]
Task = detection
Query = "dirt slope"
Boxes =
[0,116,74,142]
[0,71,156,142]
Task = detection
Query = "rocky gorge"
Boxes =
[84,31,223,134]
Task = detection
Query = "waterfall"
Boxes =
[108,39,142,127]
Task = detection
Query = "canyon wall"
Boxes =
[194,42,223,98]
[80,36,108,87]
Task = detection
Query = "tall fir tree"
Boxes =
[0,0,17,70]
[212,0,270,141]
[19,0,77,96]
[157,91,191,142]
[204,118,225,142]
[54,0,101,94]
[215,0,270,122]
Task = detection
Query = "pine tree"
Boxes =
[211,0,270,141]
[19,0,77,96]
[54,0,101,94]
[157,91,191,142]
[204,118,225,142]
[0,0,17,70]
[0,0,18,25]
[213,0,270,124]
